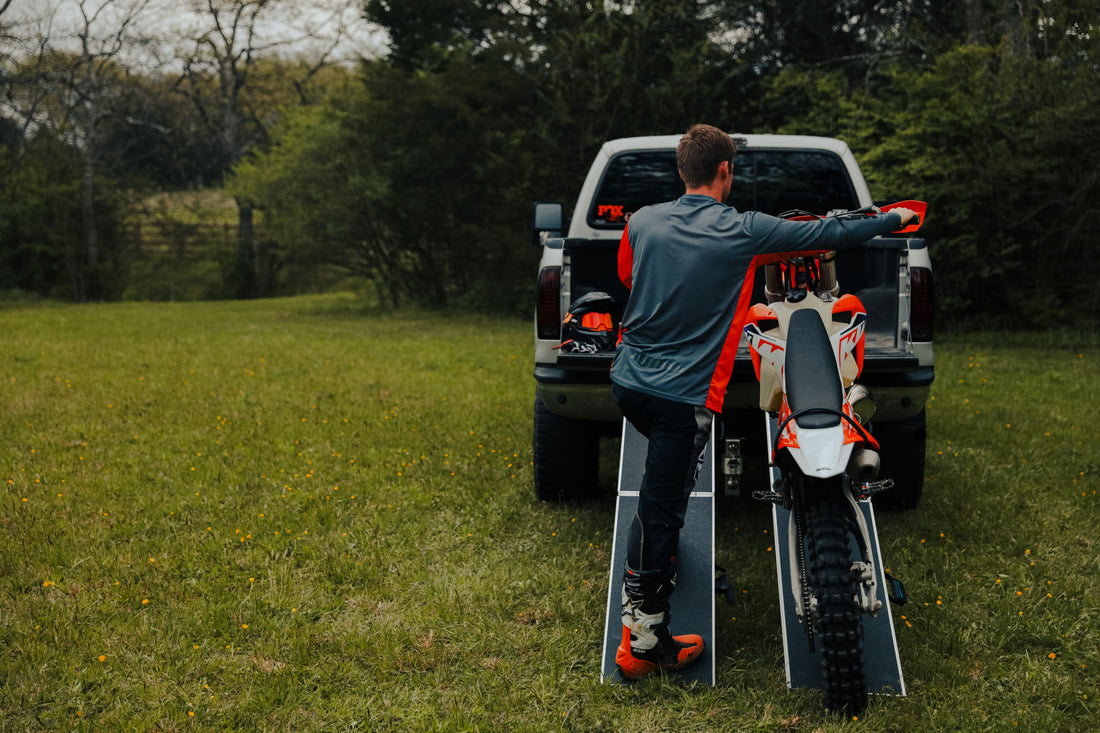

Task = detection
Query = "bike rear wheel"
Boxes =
[804,485,867,714]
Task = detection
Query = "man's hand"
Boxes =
[890,207,918,227]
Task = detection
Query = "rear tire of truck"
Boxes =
[533,394,599,502]
[872,409,926,511]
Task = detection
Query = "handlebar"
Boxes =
[780,201,926,235]
[767,200,927,301]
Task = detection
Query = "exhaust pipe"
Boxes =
[848,448,880,482]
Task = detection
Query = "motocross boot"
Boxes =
[615,565,704,680]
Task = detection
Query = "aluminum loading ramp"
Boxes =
[601,418,717,686]
[765,413,906,696]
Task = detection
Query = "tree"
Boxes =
[291,0,743,307]
[0,0,151,300]
[176,0,365,298]
[69,0,153,299]
[766,32,1100,328]
[223,0,1100,327]
[230,83,397,300]
[97,69,223,189]
[525,1,739,199]
[175,0,272,298]
[363,0,514,69]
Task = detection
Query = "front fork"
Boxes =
[786,475,883,623]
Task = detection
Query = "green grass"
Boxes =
[0,295,1097,731]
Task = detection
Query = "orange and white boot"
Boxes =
[615,567,704,680]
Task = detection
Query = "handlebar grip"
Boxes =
[882,200,927,234]
[891,214,920,234]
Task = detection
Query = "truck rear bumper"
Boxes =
[535,364,621,422]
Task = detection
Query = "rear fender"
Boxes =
[775,398,879,473]
[784,424,854,479]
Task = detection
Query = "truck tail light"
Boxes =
[536,266,562,340]
[909,266,934,342]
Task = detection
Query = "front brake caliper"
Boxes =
[851,561,882,616]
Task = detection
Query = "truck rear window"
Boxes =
[588,149,859,228]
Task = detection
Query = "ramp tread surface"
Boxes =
[766,413,906,695]
[601,420,716,686]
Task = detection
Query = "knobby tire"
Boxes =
[804,486,868,715]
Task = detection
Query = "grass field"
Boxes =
[1,295,1097,731]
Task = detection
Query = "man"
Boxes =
[611,123,917,679]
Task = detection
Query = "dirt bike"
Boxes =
[742,202,926,714]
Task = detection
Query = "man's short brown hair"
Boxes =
[677,124,737,188]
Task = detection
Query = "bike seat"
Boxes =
[784,309,842,429]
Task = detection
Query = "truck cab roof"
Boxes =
[598,133,854,157]
[571,134,872,239]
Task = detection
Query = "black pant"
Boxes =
[613,384,712,578]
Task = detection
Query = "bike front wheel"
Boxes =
[804,486,868,715]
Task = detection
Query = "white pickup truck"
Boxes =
[531,134,934,510]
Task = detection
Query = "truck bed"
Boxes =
[559,236,918,372]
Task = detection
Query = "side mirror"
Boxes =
[532,202,564,246]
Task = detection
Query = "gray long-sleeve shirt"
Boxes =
[611,194,902,411]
